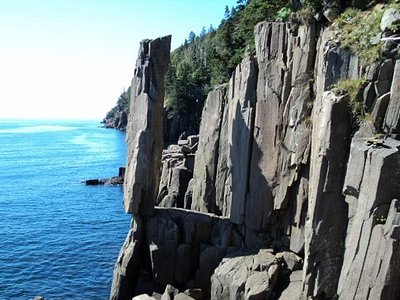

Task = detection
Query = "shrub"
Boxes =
[334,6,384,65]
[332,78,367,122]
[277,4,295,21]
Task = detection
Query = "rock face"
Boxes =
[124,36,171,215]
[211,249,279,300]
[111,207,242,299]
[190,85,228,214]
[111,11,400,300]
[103,111,128,130]
[303,91,351,298]
[157,136,198,209]
[337,138,400,299]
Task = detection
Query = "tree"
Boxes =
[188,31,196,43]
[164,0,289,140]
[224,5,230,19]
[200,26,207,38]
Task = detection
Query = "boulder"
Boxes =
[158,162,192,209]
[275,251,303,271]
[211,249,280,300]
[183,289,203,300]
[278,271,302,300]
[161,284,179,300]
[133,294,157,300]
[174,294,195,300]
[244,271,270,300]
[380,8,400,32]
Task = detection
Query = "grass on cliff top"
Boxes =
[333,5,384,65]
[332,78,367,123]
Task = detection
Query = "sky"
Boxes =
[0,0,237,120]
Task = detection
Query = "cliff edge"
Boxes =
[111,7,400,300]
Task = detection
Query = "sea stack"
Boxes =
[123,35,171,216]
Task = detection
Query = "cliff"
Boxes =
[111,6,400,300]
[103,88,130,130]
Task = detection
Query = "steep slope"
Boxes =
[111,4,400,300]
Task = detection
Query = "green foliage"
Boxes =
[277,4,295,21]
[104,87,130,121]
[376,215,387,224]
[293,6,318,24]
[334,6,384,65]
[302,0,322,8]
[358,112,375,124]
[165,0,288,127]
[332,78,367,123]
[389,0,400,8]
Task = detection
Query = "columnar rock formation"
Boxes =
[111,35,171,300]
[124,36,171,215]
[111,16,400,300]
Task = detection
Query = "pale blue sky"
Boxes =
[0,0,237,120]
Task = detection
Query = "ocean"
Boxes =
[0,119,131,300]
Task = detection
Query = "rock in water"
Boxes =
[123,36,171,215]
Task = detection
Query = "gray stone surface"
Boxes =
[211,249,279,300]
[374,59,395,98]
[110,221,144,300]
[384,60,400,133]
[124,36,171,215]
[214,52,257,224]
[161,284,179,300]
[275,251,302,271]
[132,294,157,300]
[244,271,270,299]
[112,21,400,300]
[303,91,351,299]
[381,8,400,32]
[338,138,400,299]
[174,293,195,300]
[278,270,302,300]
[372,92,391,130]
[157,137,197,209]
[113,208,240,299]
[247,23,315,235]
[190,85,227,213]
[183,289,202,300]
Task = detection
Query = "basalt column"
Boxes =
[124,36,171,215]
[111,35,171,300]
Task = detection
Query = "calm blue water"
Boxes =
[0,119,131,300]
